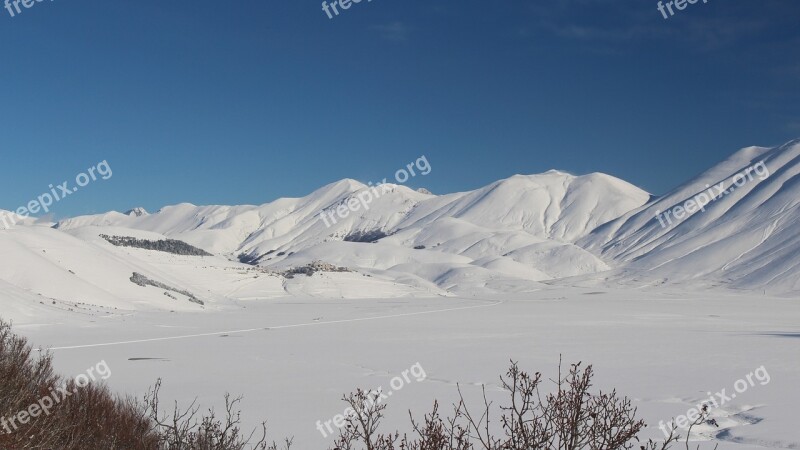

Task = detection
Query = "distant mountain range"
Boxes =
[1,138,797,317]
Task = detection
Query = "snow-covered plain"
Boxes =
[14,288,800,449]
[3,139,800,448]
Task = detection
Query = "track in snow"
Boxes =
[43,299,503,351]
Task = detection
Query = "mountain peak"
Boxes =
[125,207,149,217]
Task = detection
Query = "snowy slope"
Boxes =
[19,136,800,303]
[54,172,649,292]
[4,145,799,450]
[0,223,446,323]
[394,171,651,242]
[580,138,800,294]
[0,225,215,312]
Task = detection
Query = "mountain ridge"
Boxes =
[1,139,797,319]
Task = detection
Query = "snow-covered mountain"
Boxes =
[580,138,800,294]
[4,138,800,318]
[54,171,649,291]
[0,170,644,314]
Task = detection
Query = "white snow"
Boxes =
[12,288,800,450]
[580,138,800,295]
[3,139,800,448]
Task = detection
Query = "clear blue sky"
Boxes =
[1,0,798,218]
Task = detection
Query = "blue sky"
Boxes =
[1,0,798,218]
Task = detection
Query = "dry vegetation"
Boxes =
[327,361,715,450]
[1,320,715,450]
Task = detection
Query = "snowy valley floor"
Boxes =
[11,287,800,449]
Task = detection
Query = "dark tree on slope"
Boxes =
[130,272,204,305]
[343,230,389,243]
[101,234,213,256]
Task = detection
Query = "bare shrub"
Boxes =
[328,360,718,450]
[0,319,159,449]
[640,404,718,450]
[0,318,718,450]
[143,378,291,450]
[0,319,285,450]
[331,388,399,450]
